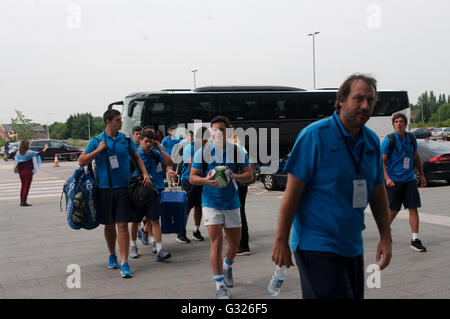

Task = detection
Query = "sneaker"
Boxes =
[193,230,205,241]
[120,262,133,278]
[236,246,251,256]
[223,267,234,287]
[20,202,32,207]
[176,233,191,244]
[215,286,230,299]
[156,249,172,262]
[411,239,427,252]
[137,227,149,245]
[130,245,140,259]
[151,241,157,254]
[108,254,119,269]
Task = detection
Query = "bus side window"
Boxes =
[218,94,254,121]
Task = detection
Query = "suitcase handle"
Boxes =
[166,173,181,190]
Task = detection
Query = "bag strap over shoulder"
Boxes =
[95,136,112,189]
[387,134,396,159]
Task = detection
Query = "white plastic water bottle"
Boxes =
[267,265,287,296]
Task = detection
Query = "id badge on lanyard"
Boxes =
[403,157,410,169]
[353,179,368,208]
[109,155,119,169]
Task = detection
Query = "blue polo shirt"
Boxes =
[136,147,165,191]
[192,142,249,210]
[181,142,204,181]
[285,111,384,257]
[181,143,194,181]
[161,136,181,157]
[381,132,417,183]
[85,131,136,189]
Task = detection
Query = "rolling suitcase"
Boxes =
[160,175,188,234]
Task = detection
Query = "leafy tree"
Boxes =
[49,122,69,140]
[66,113,105,139]
[10,109,35,140]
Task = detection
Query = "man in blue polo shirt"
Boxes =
[130,130,176,261]
[161,127,181,157]
[190,116,253,299]
[382,113,427,252]
[177,127,209,243]
[271,74,392,299]
[78,109,150,279]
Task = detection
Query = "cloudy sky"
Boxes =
[1,0,449,125]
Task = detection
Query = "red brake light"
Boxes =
[429,155,450,162]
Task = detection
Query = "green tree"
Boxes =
[65,113,105,140]
[416,92,432,123]
[49,122,69,140]
[91,116,105,136]
[10,109,35,140]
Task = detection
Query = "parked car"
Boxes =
[442,128,450,141]
[8,140,84,161]
[29,139,84,161]
[258,154,290,190]
[431,127,449,140]
[415,139,450,185]
[410,128,431,139]
[6,142,20,159]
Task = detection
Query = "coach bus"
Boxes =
[109,86,410,162]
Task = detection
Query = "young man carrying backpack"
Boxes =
[189,115,253,299]
[78,110,151,278]
[382,113,427,252]
[177,127,210,243]
[131,130,177,261]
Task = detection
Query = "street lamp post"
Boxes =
[46,113,52,139]
[307,31,320,90]
[191,69,198,89]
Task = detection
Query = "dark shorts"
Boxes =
[386,180,421,211]
[131,194,161,222]
[181,179,202,210]
[294,250,364,299]
[96,188,131,225]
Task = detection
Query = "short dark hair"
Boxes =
[141,125,155,134]
[132,126,142,133]
[195,126,210,140]
[103,109,121,124]
[392,113,408,126]
[142,131,156,140]
[211,115,231,128]
[335,73,378,111]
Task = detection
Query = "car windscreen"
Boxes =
[419,141,450,153]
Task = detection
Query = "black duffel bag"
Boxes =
[128,173,158,208]
[125,138,158,208]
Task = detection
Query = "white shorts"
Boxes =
[202,207,242,228]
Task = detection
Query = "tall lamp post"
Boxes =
[191,69,198,89]
[46,113,52,139]
[307,31,320,90]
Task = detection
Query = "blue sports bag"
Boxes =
[61,165,99,230]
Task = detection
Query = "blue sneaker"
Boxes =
[137,227,149,245]
[120,262,133,278]
[108,254,119,269]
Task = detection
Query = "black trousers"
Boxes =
[294,249,364,299]
[238,185,249,248]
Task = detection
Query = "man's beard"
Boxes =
[342,109,370,128]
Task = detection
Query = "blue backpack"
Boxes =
[60,165,99,230]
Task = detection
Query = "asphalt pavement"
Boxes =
[0,159,450,299]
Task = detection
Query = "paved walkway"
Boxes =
[0,160,449,299]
